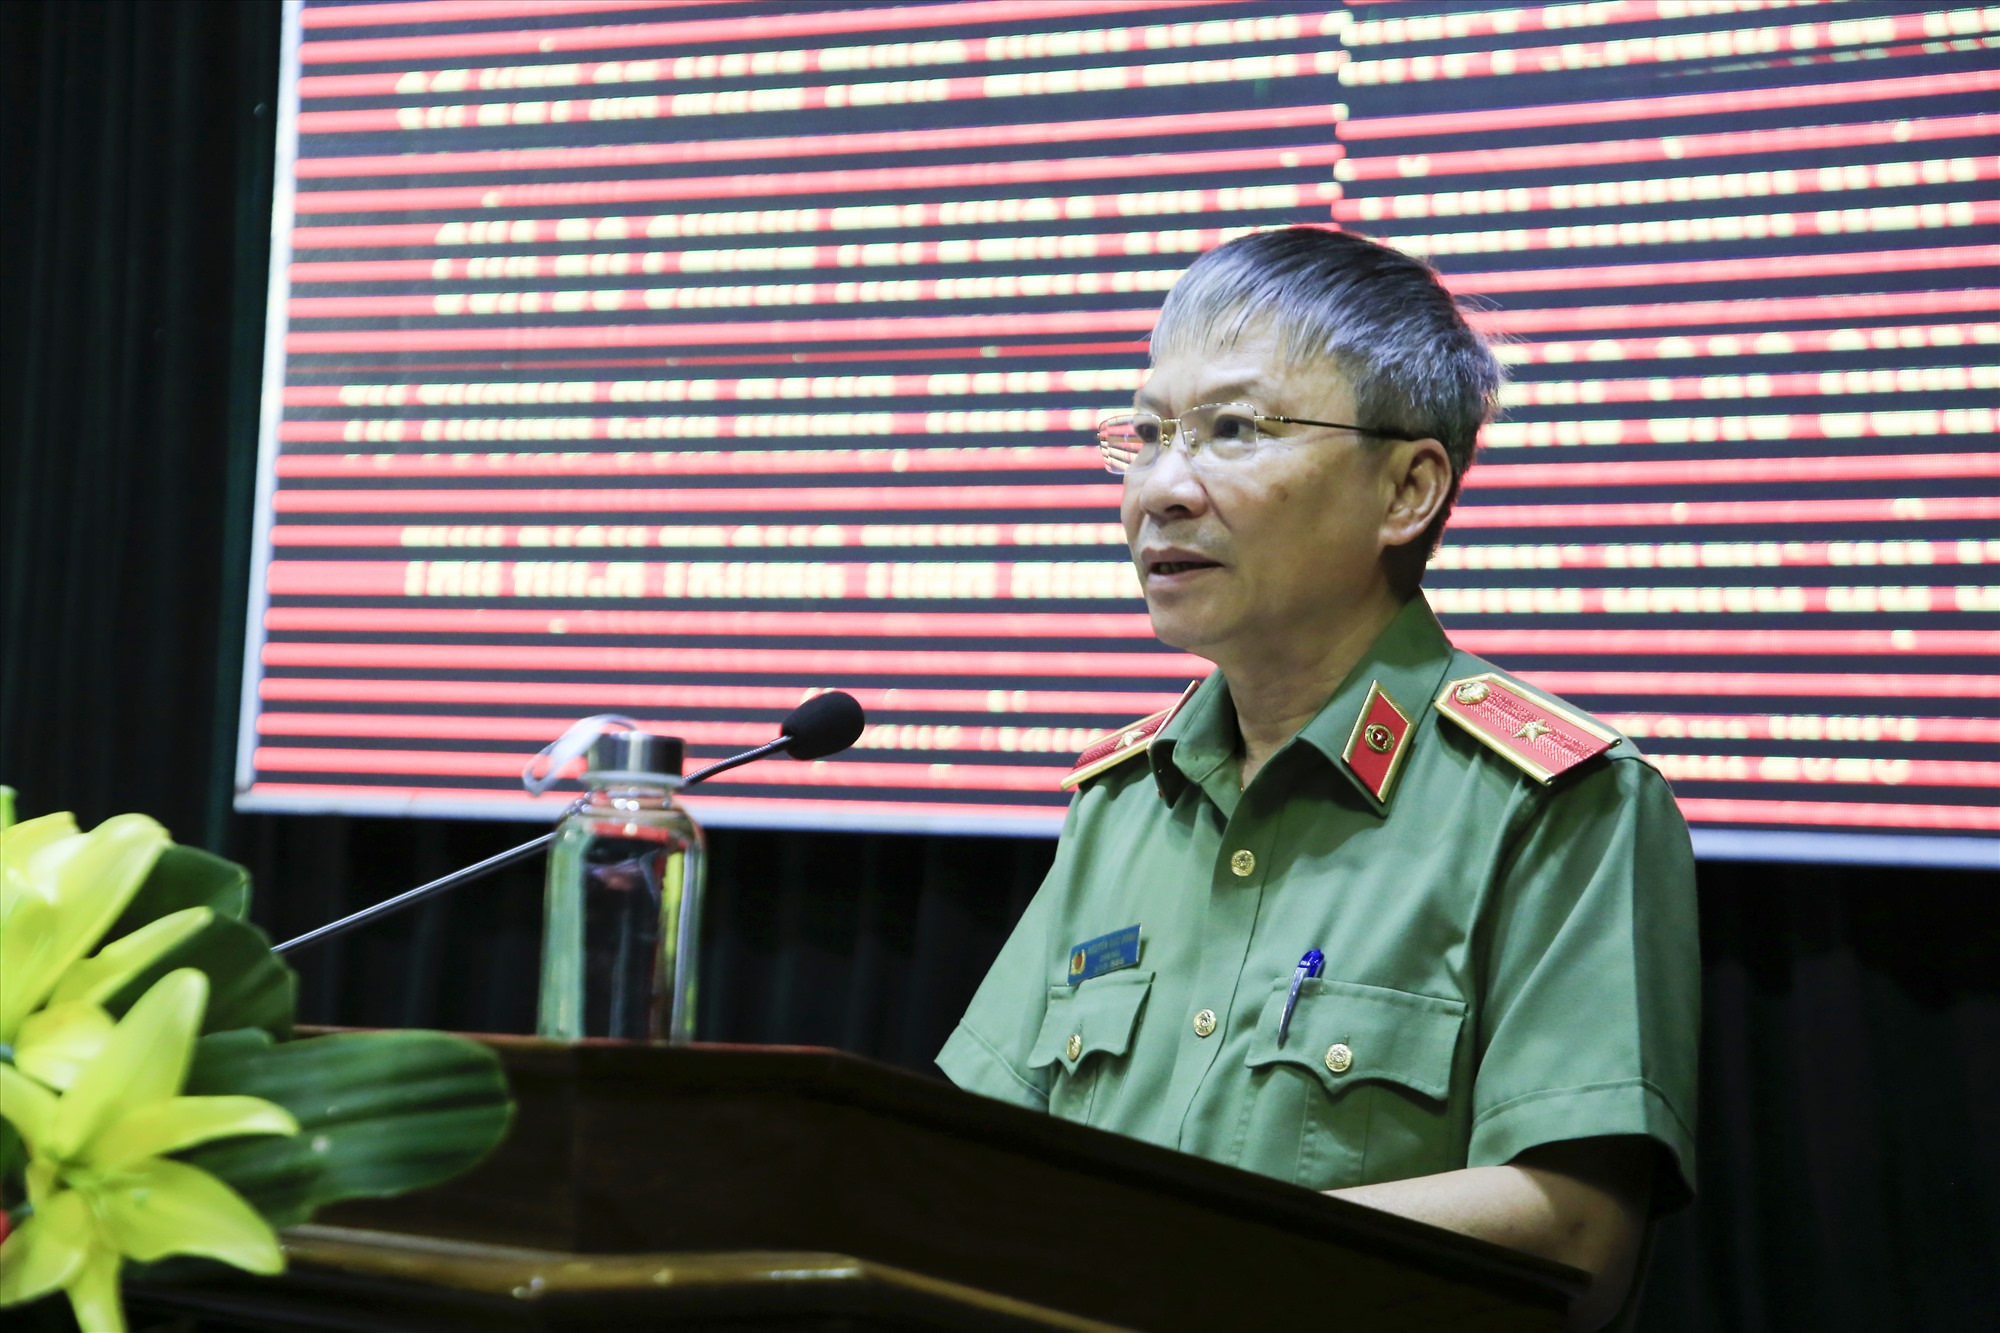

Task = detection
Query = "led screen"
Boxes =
[238,0,1999,868]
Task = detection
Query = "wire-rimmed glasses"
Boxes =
[1094,402,1423,475]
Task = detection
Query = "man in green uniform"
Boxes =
[938,227,1698,1329]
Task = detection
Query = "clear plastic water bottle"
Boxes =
[536,729,705,1042]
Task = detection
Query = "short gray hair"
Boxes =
[1150,226,1503,598]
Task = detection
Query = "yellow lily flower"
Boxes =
[0,808,210,1075]
[0,968,298,1333]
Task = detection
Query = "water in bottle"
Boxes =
[537,729,705,1042]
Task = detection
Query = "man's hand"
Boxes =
[1328,1135,1655,1332]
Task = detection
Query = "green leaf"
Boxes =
[109,844,250,939]
[0,1107,25,1189]
[101,915,294,1040]
[178,1029,513,1228]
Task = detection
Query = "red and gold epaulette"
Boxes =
[1434,673,1619,785]
[1060,682,1200,791]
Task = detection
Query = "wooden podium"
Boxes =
[132,1037,1584,1331]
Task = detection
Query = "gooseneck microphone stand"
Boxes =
[271,693,865,956]
[271,827,562,956]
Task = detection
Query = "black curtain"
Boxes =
[3,6,1995,1329]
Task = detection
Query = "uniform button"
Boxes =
[1324,1043,1353,1074]
[1192,1008,1218,1038]
[1066,1033,1082,1061]
[1229,849,1256,877]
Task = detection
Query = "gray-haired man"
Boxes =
[940,227,1699,1331]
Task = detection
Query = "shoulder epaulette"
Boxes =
[1060,682,1200,791]
[1434,672,1619,785]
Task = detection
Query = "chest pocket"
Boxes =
[1235,977,1466,1190]
[1026,970,1153,1126]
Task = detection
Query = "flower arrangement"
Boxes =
[0,791,514,1331]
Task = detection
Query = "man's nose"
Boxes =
[1130,434,1208,516]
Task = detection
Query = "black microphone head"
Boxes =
[780,691,865,759]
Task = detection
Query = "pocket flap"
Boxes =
[1244,978,1464,1101]
[1028,970,1154,1074]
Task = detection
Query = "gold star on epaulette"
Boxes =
[1060,683,1199,791]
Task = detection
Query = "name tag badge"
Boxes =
[1066,924,1141,985]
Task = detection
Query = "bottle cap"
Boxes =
[585,730,685,785]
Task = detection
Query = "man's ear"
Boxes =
[1380,437,1453,549]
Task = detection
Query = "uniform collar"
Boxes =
[1149,596,1459,815]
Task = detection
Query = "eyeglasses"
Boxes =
[1094,402,1423,475]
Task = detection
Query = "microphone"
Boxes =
[271,693,866,955]
[779,690,868,759]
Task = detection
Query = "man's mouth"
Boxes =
[1145,555,1223,578]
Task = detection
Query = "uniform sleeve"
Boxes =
[934,805,1076,1109]
[1468,756,1700,1211]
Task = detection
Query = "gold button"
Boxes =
[1066,1033,1082,1061]
[1192,1008,1218,1038]
[1229,849,1256,877]
[1454,681,1490,706]
[1324,1043,1353,1074]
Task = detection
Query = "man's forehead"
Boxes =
[1135,345,1350,415]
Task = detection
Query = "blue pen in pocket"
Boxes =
[1277,948,1324,1046]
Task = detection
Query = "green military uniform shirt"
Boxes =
[938,596,1699,1208]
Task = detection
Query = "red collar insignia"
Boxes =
[1340,681,1414,806]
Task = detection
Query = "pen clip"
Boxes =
[1277,949,1324,1047]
